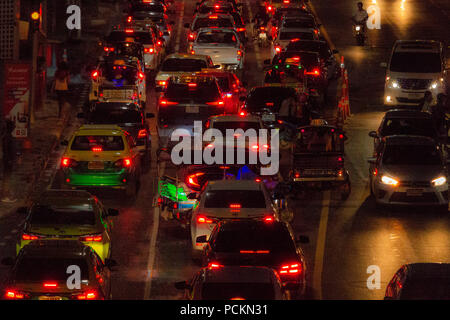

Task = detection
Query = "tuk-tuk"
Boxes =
[289,120,351,199]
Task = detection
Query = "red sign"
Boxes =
[3,62,30,137]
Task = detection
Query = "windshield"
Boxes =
[204,190,266,208]
[202,283,275,300]
[71,135,125,151]
[246,87,296,112]
[88,106,142,124]
[29,205,96,226]
[390,52,441,73]
[197,31,238,44]
[383,144,442,165]
[381,118,436,137]
[193,18,234,30]
[15,258,89,282]
[283,19,315,29]
[212,121,260,133]
[161,58,208,71]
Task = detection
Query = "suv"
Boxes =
[186,13,236,46]
[2,240,116,300]
[382,40,447,106]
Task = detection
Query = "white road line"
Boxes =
[246,1,262,69]
[313,190,331,300]
[174,0,185,53]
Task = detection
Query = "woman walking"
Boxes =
[53,62,70,118]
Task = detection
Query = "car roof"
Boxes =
[203,266,278,283]
[195,13,234,19]
[76,125,125,136]
[384,135,437,146]
[19,240,91,258]
[384,109,433,119]
[164,53,210,60]
[34,190,98,207]
[405,263,450,279]
[206,179,263,191]
[210,114,260,123]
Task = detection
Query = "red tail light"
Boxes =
[264,216,274,223]
[158,80,167,87]
[237,50,242,56]
[76,290,98,300]
[188,82,197,88]
[240,250,270,254]
[125,29,134,33]
[144,47,154,54]
[260,26,265,31]
[80,234,103,242]
[22,233,40,241]
[251,145,259,150]
[206,100,224,106]
[275,46,281,53]
[279,263,302,275]
[283,0,290,3]
[305,68,320,76]
[157,40,162,46]
[43,282,58,288]
[197,215,214,224]
[91,70,99,79]
[237,28,246,32]
[138,129,147,138]
[5,290,26,299]
[190,50,195,54]
[127,16,132,23]
[138,72,145,80]
[160,99,179,106]
[189,33,195,40]
[187,172,205,188]
[229,204,241,209]
[207,262,222,269]
[267,5,273,11]
[114,158,132,168]
[91,146,102,152]
[61,157,78,168]
[209,15,218,19]
[239,111,247,116]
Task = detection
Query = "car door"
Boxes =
[91,251,111,299]
[125,133,141,175]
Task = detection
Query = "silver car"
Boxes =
[368,135,448,209]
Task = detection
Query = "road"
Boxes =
[0,0,449,300]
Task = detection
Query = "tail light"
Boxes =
[237,28,246,32]
[188,83,197,88]
[114,158,132,168]
[275,46,281,53]
[144,47,154,54]
[22,233,41,241]
[138,129,147,138]
[197,215,214,224]
[80,234,103,242]
[157,40,162,46]
[190,50,195,54]
[125,29,134,33]
[260,26,265,31]
[283,0,290,3]
[43,282,58,288]
[75,290,98,300]
[138,72,145,80]
[207,262,222,269]
[206,100,224,106]
[237,50,242,56]
[240,250,270,254]
[251,145,259,150]
[239,110,247,116]
[91,70,99,79]
[189,33,195,40]
[91,146,102,152]
[264,216,274,223]
[209,15,218,19]
[61,157,78,168]
[229,204,241,209]
[267,5,273,12]
[279,263,302,275]
[186,172,205,188]
[127,16,132,23]
[160,99,178,106]
[4,290,27,299]
[158,80,167,87]
[305,68,320,76]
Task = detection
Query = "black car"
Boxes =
[385,263,450,300]
[197,219,308,298]
[1,240,117,300]
[126,1,166,21]
[79,102,154,167]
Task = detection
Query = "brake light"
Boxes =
[267,5,273,11]
[187,172,205,188]
[189,33,195,40]
[305,68,320,76]
[260,26,265,31]
[91,146,102,152]
[114,158,132,168]
[5,290,25,299]
[207,262,222,269]
[160,99,179,106]
[127,16,132,23]
[275,46,281,53]
[279,263,302,275]
[239,111,246,116]
[264,216,274,223]
[22,233,40,241]
[138,72,145,80]
[209,15,218,19]
[251,145,259,150]
[206,100,224,106]
[237,28,246,32]
[43,282,58,288]
[61,157,77,168]
[157,40,162,46]
[283,0,290,3]
[80,234,103,242]
[229,204,241,209]
[125,29,134,33]
[144,47,154,54]
[197,215,214,224]
[240,250,270,254]
[158,80,167,87]
[76,290,98,300]
[138,129,147,138]
[237,50,242,56]
[190,50,195,54]
[91,70,99,79]
[339,134,344,139]
[215,4,220,9]
[188,83,197,88]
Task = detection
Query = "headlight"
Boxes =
[355,25,361,31]
[388,80,399,89]
[381,175,399,186]
[430,81,438,89]
[431,176,446,187]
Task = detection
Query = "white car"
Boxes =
[271,27,319,59]
[155,53,215,89]
[186,13,236,47]
[382,40,447,107]
[190,180,277,258]
[191,28,244,71]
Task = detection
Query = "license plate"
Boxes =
[186,106,199,113]
[406,189,423,196]
[88,161,104,170]
[262,114,275,122]
[39,296,63,300]
[103,90,133,99]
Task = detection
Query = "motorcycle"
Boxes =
[257,26,270,48]
[353,23,365,46]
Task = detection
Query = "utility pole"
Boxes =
[29,4,41,126]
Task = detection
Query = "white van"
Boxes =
[382,40,447,107]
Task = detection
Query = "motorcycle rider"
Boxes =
[352,2,369,29]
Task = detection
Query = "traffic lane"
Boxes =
[321,112,450,299]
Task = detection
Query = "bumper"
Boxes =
[384,87,445,106]
[374,183,448,206]
[63,170,130,187]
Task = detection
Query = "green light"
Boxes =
[298,65,302,69]
[274,65,279,69]
[286,64,290,68]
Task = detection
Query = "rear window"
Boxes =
[202,283,275,300]
[15,258,89,282]
[295,127,343,152]
[71,135,125,151]
[381,118,436,137]
[401,278,450,299]
[212,121,260,133]
[88,107,142,124]
[280,31,314,40]
[29,205,96,226]
[161,58,208,71]
[197,31,238,44]
[204,190,266,208]
[103,64,137,83]
[283,19,315,29]
[131,4,164,12]
[286,42,330,59]
[165,81,221,103]
[246,87,297,112]
[193,18,234,30]
[390,52,441,73]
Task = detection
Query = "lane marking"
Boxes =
[174,0,186,53]
[313,190,331,300]
[246,1,262,69]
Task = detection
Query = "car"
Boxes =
[186,13,236,46]
[15,190,118,262]
[265,0,307,15]
[196,1,237,15]
[155,53,216,89]
[59,125,143,198]
[2,240,117,300]
[126,1,167,22]
[89,56,146,107]
[197,219,308,298]
[368,109,440,155]
[105,28,162,72]
[272,6,310,23]
[368,135,449,209]
[79,101,154,167]
[191,28,245,71]
[190,180,278,259]
[197,69,246,113]
[385,263,450,300]
[175,266,289,300]
[271,27,319,59]
[382,40,447,107]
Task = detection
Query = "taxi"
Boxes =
[59,125,143,198]
[16,190,119,262]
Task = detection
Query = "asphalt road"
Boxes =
[0,0,448,300]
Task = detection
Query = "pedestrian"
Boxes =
[53,62,70,118]
[419,90,433,113]
[1,117,17,203]
[432,93,448,136]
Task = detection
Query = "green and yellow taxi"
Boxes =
[16,190,119,262]
[59,124,142,196]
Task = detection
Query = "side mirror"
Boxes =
[184,23,190,28]
[107,208,119,216]
[77,112,85,119]
[175,281,191,290]
[368,131,378,138]
[196,235,207,244]
[104,258,118,269]
[263,59,271,65]
[146,112,155,119]
[1,257,15,266]
[380,62,387,68]
[187,193,198,200]
[60,140,68,146]
[16,206,28,214]
[296,235,309,244]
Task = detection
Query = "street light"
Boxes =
[30,11,40,20]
